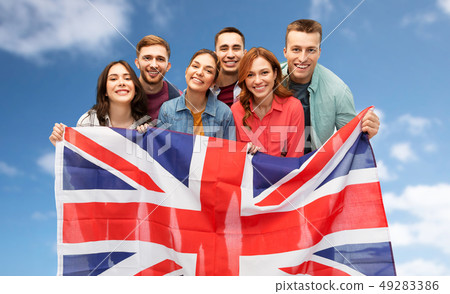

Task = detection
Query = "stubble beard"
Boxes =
[140,68,164,86]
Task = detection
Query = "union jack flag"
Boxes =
[55,107,396,276]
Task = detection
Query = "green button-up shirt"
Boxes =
[281,62,356,151]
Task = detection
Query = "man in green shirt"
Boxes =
[281,19,379,153]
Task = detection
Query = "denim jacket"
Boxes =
[158,91,236,140]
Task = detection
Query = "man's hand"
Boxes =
[361,110,380,139]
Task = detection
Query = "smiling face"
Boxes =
[185,53,217,93]
[135,44,171,86]
[283,30,321,84]
[106,63,136,105]
[244,56,276,103]
[215,32,246,76]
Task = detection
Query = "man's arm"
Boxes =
[335,84,357,130]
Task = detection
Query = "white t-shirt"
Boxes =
[77,110,150,129]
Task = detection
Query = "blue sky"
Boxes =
[0,0,449,275]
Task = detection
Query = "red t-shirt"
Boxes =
[147,81,169,120]
[217,83,235,107]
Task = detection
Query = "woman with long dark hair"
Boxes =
[49,60,150,145]
[231,47,304,157]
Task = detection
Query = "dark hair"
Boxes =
[214,27,245,48]
[237,47,293,129]
[136,35,171,59]
[92,60,148,125]
[188,49,220,82]
[286,19,322,46]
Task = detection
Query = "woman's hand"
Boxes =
[247,142,261,155]
[136,123,150,134]
[49,123,66,146]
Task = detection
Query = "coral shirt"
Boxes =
[231,96,304,157]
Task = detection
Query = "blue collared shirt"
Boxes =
[158,91,236,140]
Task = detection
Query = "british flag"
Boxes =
[54,107,396,276]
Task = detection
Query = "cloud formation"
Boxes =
[401,12,438,27]
[0,161,20,176]
[37,152,55,175]
[377,160,397,182]
[390,142,417,162]
[146,0,175,28]
[396,258,450,275]
[438,0,450,15]
[0,0,131,61]
[400,0,450,29]
[398,114,432,136]
[31,211,56,221]
[385,183,450,256]
[309,0,334,20]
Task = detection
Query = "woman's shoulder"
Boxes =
[284,95,302,105]
[230,100,244,112]
[77,109,101,127]
[161,94,184,112]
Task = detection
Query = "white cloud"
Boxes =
[398,114,432,136]
[384,183,450,255]
[147,0,175,28]
[0,161,20,176]
[396,258,450,276]
[31,211,56,221]
[438,0,450,15]
[424,143,438,153]
[310,0,333,20]
[388,223,415,246]
[390,142,417,162]
[377,160,397,182]
[37,152,55,175]
[0,0,131,61]
[401,12,438,27]
[385,184,450,221]
[338,27,357,41]
[400,0,450,30]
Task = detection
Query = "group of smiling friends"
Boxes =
[49,19,380,158]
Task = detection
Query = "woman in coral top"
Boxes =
[231,47,304,157]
